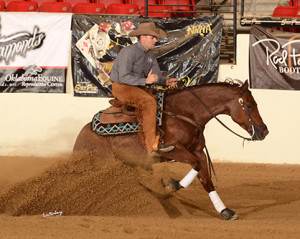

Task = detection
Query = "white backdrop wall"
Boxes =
[0,34,299,164]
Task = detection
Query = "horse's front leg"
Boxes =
[165,143,238,220]
[193,149,239,221]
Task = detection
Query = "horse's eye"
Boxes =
[247,104,253,110]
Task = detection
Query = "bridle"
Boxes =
[237,97,255,140]
[188,90,255,142]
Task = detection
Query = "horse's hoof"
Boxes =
[221,208,239,220]
[165,178,181,193]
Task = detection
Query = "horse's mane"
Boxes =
[165,80,242,96]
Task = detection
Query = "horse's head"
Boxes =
[229,80,269,141]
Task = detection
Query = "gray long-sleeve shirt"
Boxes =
[110,42,166,86]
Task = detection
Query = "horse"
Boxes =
[73,80,269,220]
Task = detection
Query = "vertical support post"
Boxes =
[241,0,244,17]
[233,0,237,64]
[145,0,148,18]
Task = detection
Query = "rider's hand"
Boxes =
[145,69,158,84]
[166,78,178,87]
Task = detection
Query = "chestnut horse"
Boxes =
[73,80,269,220]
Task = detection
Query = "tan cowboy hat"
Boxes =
[129,22,167,38]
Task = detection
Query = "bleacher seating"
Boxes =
[39,2,72,12]
[95,0,123,9]
[6,1,38,11]
[0,0,195,17]
[272,6,299,33]
[35,0,58,6]
[63,0,89,8]
[272,6,299,17]
[289,0,300,6]
[106,3,138,15]
[126,0,156,10]
[73,2,105,13]
[0,0,5,11]
[3,0,23,8]
[160,0,192,17]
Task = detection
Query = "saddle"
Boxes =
[99,100,137,124]
[92,91,164,136]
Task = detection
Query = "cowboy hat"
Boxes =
[129,22,167,38]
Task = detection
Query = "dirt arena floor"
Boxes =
[0,155,299,239]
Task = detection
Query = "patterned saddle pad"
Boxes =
[92,91,164,136]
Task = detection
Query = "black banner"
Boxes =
[71,15,223,97]
[0,67,67,93]
[250,25,300,90]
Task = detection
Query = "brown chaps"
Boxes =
[112,82,157,154]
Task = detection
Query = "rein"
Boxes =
[162,111,202,130]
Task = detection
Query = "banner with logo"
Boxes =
[0,12,72,93]
[72,15,223,97]
[250,25,300,90]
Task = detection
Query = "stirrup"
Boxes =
[158,144,174,153]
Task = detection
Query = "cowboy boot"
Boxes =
[152,135,174,153]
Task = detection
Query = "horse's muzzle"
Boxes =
[252,124,269,141]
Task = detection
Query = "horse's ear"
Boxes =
[241,80,249,91]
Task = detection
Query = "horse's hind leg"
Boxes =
[73,123,116,161]
[195,150,239,220]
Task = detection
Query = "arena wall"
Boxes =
[0,34,299,164]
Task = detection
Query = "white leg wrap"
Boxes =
[179,168,199,188]
[209,191,226,213]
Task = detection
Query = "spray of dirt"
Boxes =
[0,153,177,217]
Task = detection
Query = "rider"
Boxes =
[110,22,178,154]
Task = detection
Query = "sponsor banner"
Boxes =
[0,12,72,93]
[72,15,223,97]
[250,25,300,90]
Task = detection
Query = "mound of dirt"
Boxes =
[0,154,173,217]
[2,159,300,239]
